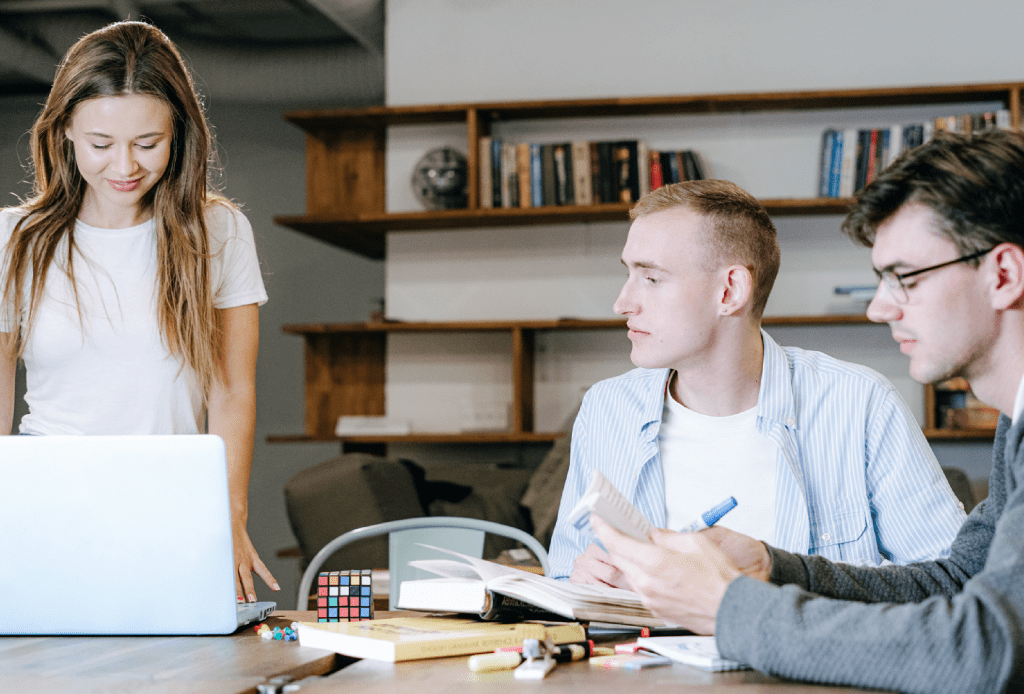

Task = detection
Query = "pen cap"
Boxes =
[702,497,738,527]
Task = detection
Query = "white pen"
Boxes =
[680,497,737,533]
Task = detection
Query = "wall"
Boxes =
[0,95,385,604]
[384,0,1006,476]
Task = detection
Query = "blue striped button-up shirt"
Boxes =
[548,330,967,580]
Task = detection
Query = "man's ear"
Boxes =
[989,243,1024,311]
[719,265,754,316]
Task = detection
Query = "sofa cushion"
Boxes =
[284,453,425,571]
[425,464,533,559]
[520,433,572,549]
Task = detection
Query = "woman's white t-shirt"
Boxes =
[0,203,267,435]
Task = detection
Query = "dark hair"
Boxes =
[629,180,781,319]
[843,129,1024,261]
[2,20,226,399]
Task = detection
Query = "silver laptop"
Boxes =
[0,435,275,635]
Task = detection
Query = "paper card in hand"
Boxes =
[567,470,653,548]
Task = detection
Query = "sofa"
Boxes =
[283,433,572,573]
[283,429,982,574]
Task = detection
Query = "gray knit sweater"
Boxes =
[716,414,1023,694]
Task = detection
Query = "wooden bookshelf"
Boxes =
[275,82,1021,259]
[272,83,1013,447]
[274,198,855,260]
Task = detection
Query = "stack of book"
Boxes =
[479,138,705,209]
[818,109,1011,198]
[396,544,664,627]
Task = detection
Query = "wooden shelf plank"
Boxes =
[274,198,855,258]
[284,82,1019,132]
[922,428,997,441]
[281,314,873,335]
[267,427,991,445]
[266,431,564,444]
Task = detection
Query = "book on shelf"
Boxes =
[612,141,636,203]
[817,130,834,198]
[637,635,749,672]
[650,149,665,191]
[396,543,665,627]
[540,144,557,206]
[478,136,492,209]
[819,109,1011,198]
[595,141,615,203]
[637,140,651,198]
[474,136,705,208]
[833,284,877,302]
[680,150,705,182]
[651,148,705,189]
[334,416,411,437]
[529,143,543,207]
[516,142,532,208]
[490,138,502,208]
[295,615,586,663]
[571,140,593,205]
[501,141,517,208]
[838,127,859,198]
[553,143,574,206]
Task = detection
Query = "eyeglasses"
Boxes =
[875,247,995,304]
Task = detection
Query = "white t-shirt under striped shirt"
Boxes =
[660,392,778,545]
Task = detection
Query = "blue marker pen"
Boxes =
[680,496,737,533]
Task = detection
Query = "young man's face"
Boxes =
[866,202,996,385]
[613,206,721,372]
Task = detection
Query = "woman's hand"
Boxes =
[233,519,279,602]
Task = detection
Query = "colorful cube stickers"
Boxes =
[316,569,374,622]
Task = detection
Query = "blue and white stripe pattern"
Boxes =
[547,330,967,580]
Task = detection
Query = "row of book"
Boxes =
[818,109,1011,198]
[479,137,705,209]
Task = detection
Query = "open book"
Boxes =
[396,544,665,627]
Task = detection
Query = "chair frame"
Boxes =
[295,516,550,610]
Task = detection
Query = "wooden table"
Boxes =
[299,632,890,694]
[0,610,889,693]
[300,652,891,693]
[0,611,347,694]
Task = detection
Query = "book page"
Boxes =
[411,544,532,582]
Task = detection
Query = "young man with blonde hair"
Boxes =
[548,179,965,585]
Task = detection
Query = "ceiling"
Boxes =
[0,0,385,105]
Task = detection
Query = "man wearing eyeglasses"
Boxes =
[591,129,1024,693]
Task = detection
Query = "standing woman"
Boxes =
[0,21,278,602]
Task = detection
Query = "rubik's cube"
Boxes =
[317,569,373,622]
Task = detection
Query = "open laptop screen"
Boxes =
[0,435,255,635]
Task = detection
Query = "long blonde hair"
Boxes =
[1,20,223,399]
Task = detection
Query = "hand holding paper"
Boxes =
[590,515,743,635]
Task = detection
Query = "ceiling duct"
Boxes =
[0,1,385,106]
[0,24,60,84]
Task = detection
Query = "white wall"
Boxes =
[384,0,1010,475]
[204,102,384,605]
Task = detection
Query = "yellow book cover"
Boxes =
[295,615,585,662]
